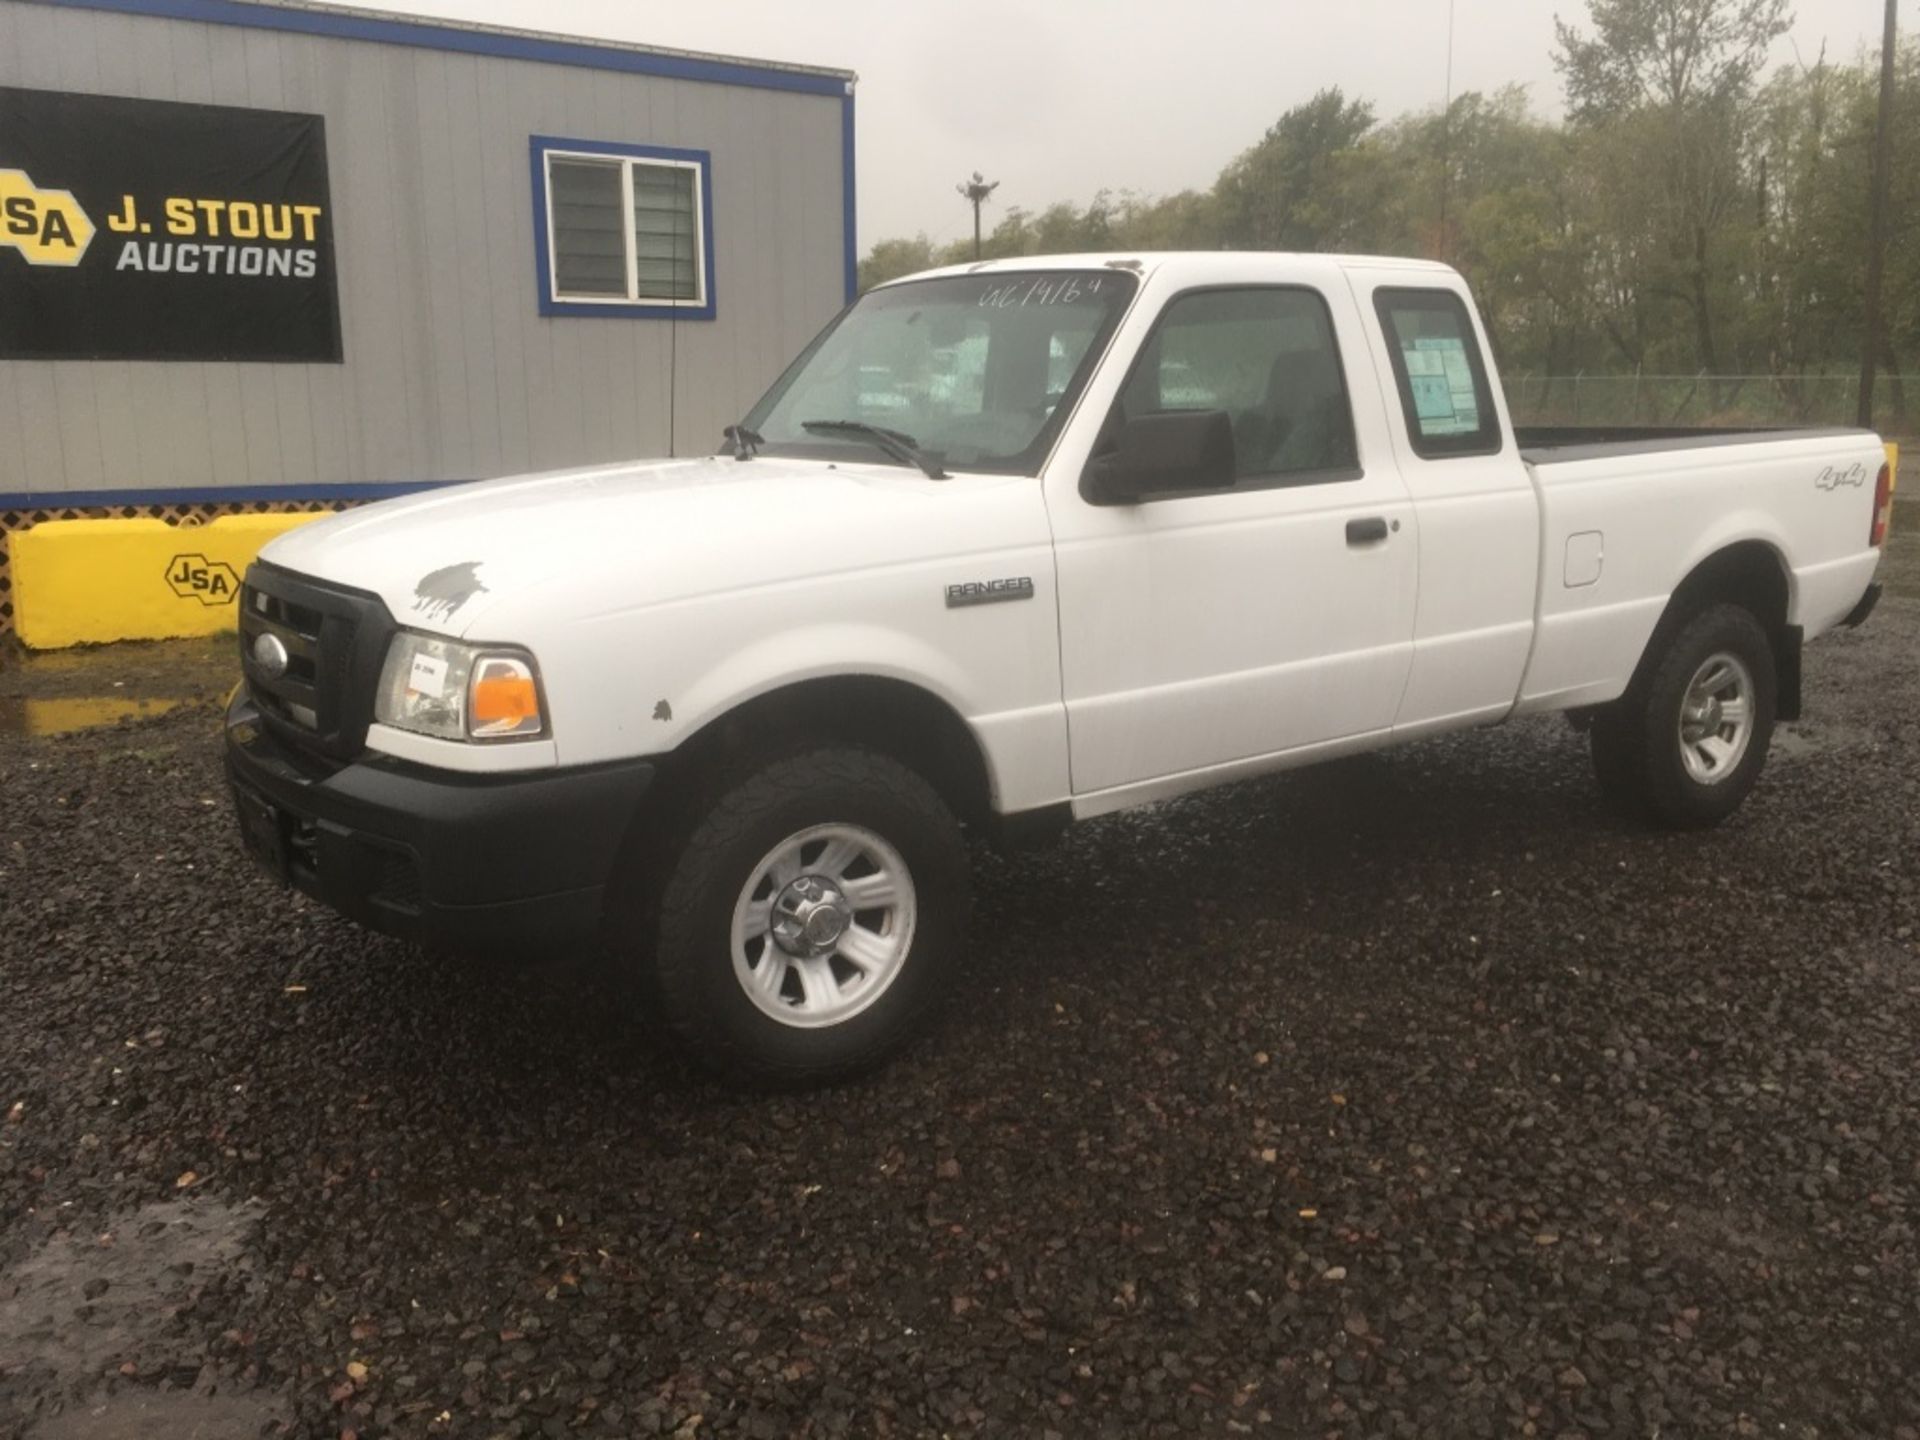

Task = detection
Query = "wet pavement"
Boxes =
[0,1200,279,1438]
[2,517,1918,1439]
[1881,496,1920,600]
[0,636,233,739]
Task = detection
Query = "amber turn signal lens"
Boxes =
[468,657,544,738]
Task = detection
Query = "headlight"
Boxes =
[374,632,547,742]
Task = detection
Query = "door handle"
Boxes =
[1346,516,1390,546]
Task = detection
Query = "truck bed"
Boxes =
[1512,421,1886,718]
[1516,424,1869,466]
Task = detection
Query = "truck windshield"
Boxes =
[742,269,1138,476]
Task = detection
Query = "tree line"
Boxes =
[857,0,1916,429]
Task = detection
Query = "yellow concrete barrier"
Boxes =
[12,513,324,649]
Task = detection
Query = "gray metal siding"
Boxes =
[0,0,850,498]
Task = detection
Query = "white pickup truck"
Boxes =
[226,253,1891,1083]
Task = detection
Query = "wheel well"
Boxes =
[1668,541,1789,634]
[653,676,996,830]
[1649,541,1801,719]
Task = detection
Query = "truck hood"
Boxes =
[260,456,1049,637]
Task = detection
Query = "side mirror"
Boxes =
[1084,410,1236,504]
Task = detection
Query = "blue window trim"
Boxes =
[531,137,717,321]
[47,0,851,94]
[50,0,858,305]
[841,90,858,302]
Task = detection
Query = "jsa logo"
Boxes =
[166,554,240,607]
[0,168,95,266]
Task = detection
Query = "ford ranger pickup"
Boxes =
[224,253,1892,1083]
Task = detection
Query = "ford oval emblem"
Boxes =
[252,632,290,679]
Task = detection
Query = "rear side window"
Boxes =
[1113,286,1360,489]
[1374,288,1501,458]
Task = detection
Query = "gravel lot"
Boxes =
[3,529,1918,1440]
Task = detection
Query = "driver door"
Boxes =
[1048,283,1418,804]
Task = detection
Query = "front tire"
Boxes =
[1590,602,1777,829]
[644,746,970,1086]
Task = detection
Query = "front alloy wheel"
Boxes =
[645,746,969,1086]
[732,823,918,1028]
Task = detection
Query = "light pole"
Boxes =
[1438,0,1456,260]
[957,171,999,261]
[1858,0,1898,428]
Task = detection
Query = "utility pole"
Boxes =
[956,171,999,261]
[1438,0,1456,261]
[1858,0,1898,428]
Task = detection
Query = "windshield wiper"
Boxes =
[800,419,948,480]
[723,423,763,460]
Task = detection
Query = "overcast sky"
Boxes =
[348,0,1897,247]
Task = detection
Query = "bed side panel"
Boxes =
[1515,432,1885,713]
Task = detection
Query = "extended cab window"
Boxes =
[1373,288,1501,458]
[1114,287,1360,488]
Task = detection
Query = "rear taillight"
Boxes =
[1870,461,1892,548]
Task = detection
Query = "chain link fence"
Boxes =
[1504,373,1916,438]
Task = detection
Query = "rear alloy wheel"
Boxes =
[1590,602,1777,830]
[647,747,968,1086]
[1675,651,1757,786]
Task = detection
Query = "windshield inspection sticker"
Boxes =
[408,652,449,699]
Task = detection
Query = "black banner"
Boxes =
[0,87,341,362]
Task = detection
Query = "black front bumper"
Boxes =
[224,686,655,950]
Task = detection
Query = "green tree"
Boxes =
[1758,39,1919,424]
[1555,0,1794,393]
[850,13,1915,437]
[857,235,940,292]
[1213,89,1380,251]
[1554,0,1792,116]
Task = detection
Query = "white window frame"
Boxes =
[537,142,711,315]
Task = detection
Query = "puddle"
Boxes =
[0,637,237,735]
[0,1197,283,1438]
[1771,721,1876,763]
[27,1390,280,1440]
[0,696,191,738]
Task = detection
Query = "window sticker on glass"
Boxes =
[1372,287,1499,458]
[1404,336,1480,435]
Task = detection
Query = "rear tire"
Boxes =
[1589,603,1777,830]
[639,746,969,1087]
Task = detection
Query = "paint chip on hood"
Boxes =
[413,562,488,622]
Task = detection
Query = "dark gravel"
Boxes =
[3,584,1919,1438]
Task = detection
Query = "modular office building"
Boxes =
[0,0,857,634]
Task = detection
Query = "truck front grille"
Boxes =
[238,563,396,762]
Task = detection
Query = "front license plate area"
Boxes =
[233,784,289,882]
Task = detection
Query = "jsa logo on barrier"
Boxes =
[0,168,95,266]
[166,554,240,607]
